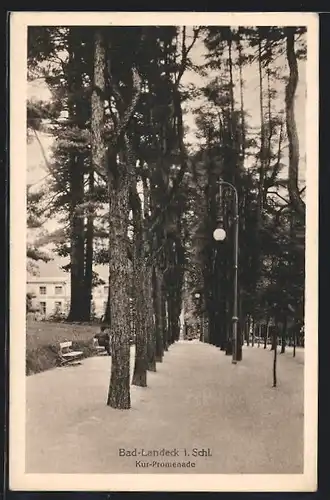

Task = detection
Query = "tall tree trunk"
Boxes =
[141,177,157,370]
[66,30,85,322]
[161,281,169,351]
[280,315,288,354]
[271,323,278,351]
[146,265,156,371]
[249,32,265,305]
[105,38,142,408]
[237,30,246,161]
[84,171,94,320]
[285,28,305,220]
[103,281,111,325]
[258,34,266,214]
[225,298,232,355]
[236,295,243,360]
[67,154,85,321]
[107,164,131,409]
[273,319,278,388]
[172,234,185,343]
[131,184,148,387]
[227,34,235,149]
[167,293,174,346]
[153,265,164,362]
[170,294,177,345]
[132,258,148,386]
[246,315,250,346]
[264,316,270,349]
[85,29,106,321]
[266,65,273,173]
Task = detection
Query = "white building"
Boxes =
[26,276,109,319]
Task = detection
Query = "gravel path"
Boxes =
[26,341,303,474]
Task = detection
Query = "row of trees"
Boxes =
[27,25,306,406]
[27,26,201,408]
[185,26,306,363]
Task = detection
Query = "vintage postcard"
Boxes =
[9,11,318,492]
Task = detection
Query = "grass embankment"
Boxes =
[26,321,101,376]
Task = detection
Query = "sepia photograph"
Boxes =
[10,12,318,492]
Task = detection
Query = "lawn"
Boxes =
[26,320,102,376]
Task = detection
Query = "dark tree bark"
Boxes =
[107,164,131,409]
[270,325,276,351]
[131,183,148,387]
[236,321,243,360]
[246,315,250,346]
[161,282,169,351]
[264,317,270,349]
[132,258,148,386]
[237,29,246,161]
[285,28,305,220]
[280,315,288,354]
[83,171,94,320]
[258,34,266,217]
[67,153,85,321]
[66,30,85,322]
[247,31,265,309]
[272,320,278,387]
[84,29,106,320]
[166,293,174,346]
[146,265,157,371]
[103,281,111,325]
[153,265,164,362]
[141,177,157,370]
[172,236,185,343]
[225,295,232,355]
[105,33,142,408]
[227,33,236,151]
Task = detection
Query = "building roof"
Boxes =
[27,276,68,284]
[27,258,109,281]
[27,259,68,280]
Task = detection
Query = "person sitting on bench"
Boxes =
[94,324,111,355]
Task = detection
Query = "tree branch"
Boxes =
[105,58,142,159]
[267,191,290,205]
[146,91,189,236]
[175,27,200,86]
[31,127,52,173]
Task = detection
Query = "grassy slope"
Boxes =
[26,321,101,376]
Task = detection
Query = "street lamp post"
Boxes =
[194,292,204,341]
[213,179,239,365]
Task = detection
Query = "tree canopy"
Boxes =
[27,24,306,406]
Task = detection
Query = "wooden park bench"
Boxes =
[58,341,83,366]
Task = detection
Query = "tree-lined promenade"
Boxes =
[26,341,304,474]
[27,26,306,409]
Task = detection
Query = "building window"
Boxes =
[55,285,63,295]
[40,302,46,315]
[39,286,47,295]
[54,301,62,313]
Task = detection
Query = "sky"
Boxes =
[181,30,306,177]
[27,28,306,279]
